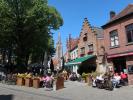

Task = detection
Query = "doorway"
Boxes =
[113,57,126,73]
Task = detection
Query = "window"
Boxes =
[110,30,119,47]
[125,24,133,43]
[128,65,133,74]
[88,44,93,51]
[83,33,87,41]
[80,47,85,54]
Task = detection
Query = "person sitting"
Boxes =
[69,72,77,81]
[39,75,46,87]
[120,72,128,86]
[92,76,96,87]
[112,73,121,88]
[95,74,104,88]
[43,75,54,88]
[96,74,104,81]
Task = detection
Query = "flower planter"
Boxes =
[33,79,40,88]
[17,77,25,86]
[25,78,33,87]
[80,54,85,57]
[56,76,64,90]
[88,51,93,54]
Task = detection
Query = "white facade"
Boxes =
[70,47,78,60]
[69,47,79,74]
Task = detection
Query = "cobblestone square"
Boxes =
[0,81,133,100]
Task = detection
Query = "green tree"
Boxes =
[0,0,63,72]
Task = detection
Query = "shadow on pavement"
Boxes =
[0,95,13,100]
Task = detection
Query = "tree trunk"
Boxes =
[2,49,6,64]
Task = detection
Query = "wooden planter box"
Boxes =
[56,76,64,90]
[17,77,25,86]
[33,79,40,88]
[25,78,33,87]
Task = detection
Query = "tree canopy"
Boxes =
[0,0,63,72]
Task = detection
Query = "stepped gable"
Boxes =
[80,18,94,36]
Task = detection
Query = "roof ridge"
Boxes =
[110,4,133,22]
[102,4,133,28]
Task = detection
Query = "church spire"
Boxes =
[56,32,62,59]
[58,32,61,44]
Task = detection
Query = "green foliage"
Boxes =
[82,72,101,78]
[91,72,101,78]
[0,0,63,68]
[82,72,89,78]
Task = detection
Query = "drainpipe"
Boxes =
[93,30,99,72]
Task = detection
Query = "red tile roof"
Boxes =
[102,4,133,28]
[70,38,79,51]
[109,4,133,23]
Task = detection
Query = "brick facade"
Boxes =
[102,4,133,84]
[65,18,105,73]
[103,16,133,56]
[78,18,105,73]
[78,18,97,57]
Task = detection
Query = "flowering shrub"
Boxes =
[80,54,85,57]
[87,51,93,54]
[17,73,32,78]
[17,73,27,78]
[82,73,89,78]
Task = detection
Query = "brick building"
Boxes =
[102,4,133,84]
[65,34,79,73]
[78,18,105,73]
[66,18,105,74]
[66,34,79,60]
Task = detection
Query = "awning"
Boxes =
[107,52,133,58]
[65,55,95,66]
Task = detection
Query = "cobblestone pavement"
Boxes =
[0,81,133,100]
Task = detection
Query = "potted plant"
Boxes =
[82,73,89,83]
[56,74,64,90]
[25,73,33,87]
[16,73,25,86]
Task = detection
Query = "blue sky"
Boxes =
[48,0,133,52]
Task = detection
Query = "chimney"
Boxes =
[110,11,116,19]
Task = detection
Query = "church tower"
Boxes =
[54,32,63,69]
[56,32,62,59]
